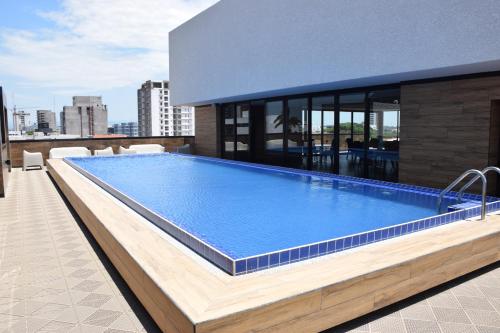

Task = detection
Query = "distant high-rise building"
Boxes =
[37,110,56,133]
[12,110,31,132]
[61,96,108,137]
[137,80,194,137]
[113,122,138,137]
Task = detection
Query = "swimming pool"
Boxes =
[64,153,494,275]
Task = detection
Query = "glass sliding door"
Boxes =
[286,98,309,169]
[339,93,366,177]
[264,100,285,166]
[219,87,400,180]
[235,103,250,161]
[222,104,235,159]
[312,95,335,172]
[367,89,400,181]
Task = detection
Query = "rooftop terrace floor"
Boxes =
[0,168,499,333]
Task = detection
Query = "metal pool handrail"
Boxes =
[437,169,487,220]
[457,166,500,203]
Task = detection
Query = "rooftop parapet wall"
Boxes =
[9,136,194,168]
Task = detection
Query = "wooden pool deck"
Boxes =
[42,158,500,332]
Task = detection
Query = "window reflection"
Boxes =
[223,104,235,159]
[287,98,308,169]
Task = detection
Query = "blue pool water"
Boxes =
[66,154,459,262]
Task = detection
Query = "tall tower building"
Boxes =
[137,80,194,137]
[37,110,57,133]
[61,96,108,137]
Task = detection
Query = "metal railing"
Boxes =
[437,169,487,220]
[457,166,500,203]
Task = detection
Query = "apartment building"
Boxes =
[61,96,108,137]
[12,110,31,132]
[112,122,139,137]
[137,80,194,137]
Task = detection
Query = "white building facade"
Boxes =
[138,80,194,137]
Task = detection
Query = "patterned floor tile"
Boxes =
[400,303,436,321]
[83,309,123,327]
[369,316,406,332]
[465,309,500,327]
[77,293,113,308]
[457,295,496,311]
[432,306,471,324]
[439,322,478,333]
[404,319,441,333]
[31,303,69,320]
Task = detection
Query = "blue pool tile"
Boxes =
[319,242,327,255]
[247,258,258,271]
[235,260,246,274]
[279,251,290,265]
[344,237,352,248]
[270,253,279,267]
[352,235,360,247]
[381,229,388,239]
[335,239,344,252]
[258,255,269,269]
[388,228,394,238]
[327,241,335,253]
[367,232,374,243]
[418,220,425,229]
[299,247,309,259]
[407,223,413,233]
[310,244,319,257]
[375,230,382,241]
[395,226,401,236]
[360,233,367,245]
[290,248,300,262]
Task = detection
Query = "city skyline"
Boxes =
[0,0,218,127]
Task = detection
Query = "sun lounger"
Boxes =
[49,147,91,159]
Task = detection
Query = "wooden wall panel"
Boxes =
[194,105,219,157]
[400,76,500,193]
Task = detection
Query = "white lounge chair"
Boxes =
[176,144,191,154]
[49,147,91,159]
[23,150,43,171]
[94,147,114,156]
[118,146,137,154]
[128,144,165,154]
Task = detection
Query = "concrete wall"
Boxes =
[11,136,194,168]
[170,0,500,106]
[399,76,500,192]
[194,105,218,157]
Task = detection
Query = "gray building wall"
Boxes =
[36,110,56,132]
[61,96,108,137]
[169,0,500,106]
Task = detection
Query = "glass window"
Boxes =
[265,101,284,151]
[236,103,250,159]
[339,93,366,178]
[223,104,235,159]
[287,98,309,169]
[312,95,335,172]
[367,89,400,181]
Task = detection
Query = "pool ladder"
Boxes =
[435,167,500,220]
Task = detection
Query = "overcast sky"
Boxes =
[0,0,218,127]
